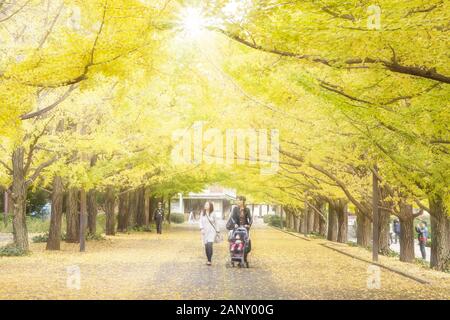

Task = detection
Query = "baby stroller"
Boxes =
[228,226,250,268]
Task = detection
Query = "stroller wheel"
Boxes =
[231,262,235,268]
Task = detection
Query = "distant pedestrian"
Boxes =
[188,211,195,223]
[154,201,164,234]
[393,220,400,244]
[415,222,428,260]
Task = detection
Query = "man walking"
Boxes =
[227,196,253,231]
[415,221,428,260]
[154,201,164,234]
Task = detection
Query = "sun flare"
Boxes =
[179,7,207,38]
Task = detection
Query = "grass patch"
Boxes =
[0,215,50,233]
[32,232,105,243]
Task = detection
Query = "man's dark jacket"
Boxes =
[226,206,252,230]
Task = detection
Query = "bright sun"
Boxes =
[179,7,208,37]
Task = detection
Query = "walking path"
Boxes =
[0,223,448,299]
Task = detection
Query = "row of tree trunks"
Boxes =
[117,189,156,232]
[46,176,64,250]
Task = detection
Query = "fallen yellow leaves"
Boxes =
[0,224,448,300]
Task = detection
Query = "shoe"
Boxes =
[206,261,211,266]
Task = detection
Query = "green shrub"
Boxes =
[0,243,29,257]
[131,225,152,232]
[170,213,184,224]
[266,215,285,228]
[86,233,106,241]
[32,233,49,243]
[263,215,271,223]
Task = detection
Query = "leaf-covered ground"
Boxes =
[0,223,449,300]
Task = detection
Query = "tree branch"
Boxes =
[20,85,76,120]
[0,159,12,174]
[217,29,450,84]
[0,0,32,23]
[25,156,58,186]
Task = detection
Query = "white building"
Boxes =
[171,185,237,219]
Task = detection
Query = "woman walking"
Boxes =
[199,201,220,266]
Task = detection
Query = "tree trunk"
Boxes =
[429,194,450,271]
[66,187,79,243]
[319,215,327,237]
[327,202,338,242]
[105,186,115,236]
[300,211,307,235]
[398,204,415,263]
[148,195,153,224]
[319,203,327,236]
[117,190,128,232]
[136,187,146,226]
[144,191,150,226]
[294,214,299,232]
[306,208,314,234]
[128,190,137,228]
[379,210,391,255]
[11,147,29,251]
[356,211,371,247]
[87,189,97,235]
[290,211,295,230]
[336,202,348,243]
[46,176,63,250]
[290,210,294,230]
[313,211,320,233]
[167,195,172,224]
[79,189,87,252]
